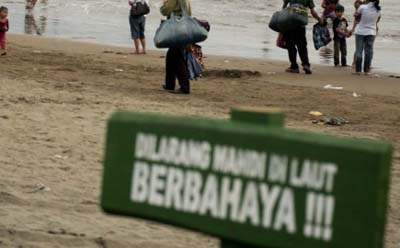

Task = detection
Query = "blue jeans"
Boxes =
[355,35,375,73]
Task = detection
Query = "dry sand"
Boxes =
[0,34,399,248]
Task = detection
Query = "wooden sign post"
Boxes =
[101,108,392,248]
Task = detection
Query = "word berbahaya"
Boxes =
[131,133,338,239]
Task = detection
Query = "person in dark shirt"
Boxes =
[322,0,339,19]
[333,4,351,66]
[282,0,323,74]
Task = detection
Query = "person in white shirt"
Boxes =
[353,0,381,75]
[129,0,150,54]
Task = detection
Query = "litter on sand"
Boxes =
[114,69,124,72]
[32,50,42,54]
[309,111,349,126]
[309,111,323,117]
[320,116,349,126]
[54,155,68,159]
[369,74,380,78]
[353,92,361,98]
[324,84,344,90]
[27,183,51,193]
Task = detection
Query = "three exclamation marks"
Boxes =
[303,193,335,241]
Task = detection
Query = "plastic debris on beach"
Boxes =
[353,92,361,98]
[54,154,68,159]
[27,183,51,193]
[369,74,380,78]
[32,50,42,54]
[114,69,124,72]
[309,111,349,126]
[324,84,344,90]
[309,111,323,117]
[48,228,86,237]
[224,60,230,63]
[320,116,349,126]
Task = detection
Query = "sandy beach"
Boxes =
[0,34,399,248]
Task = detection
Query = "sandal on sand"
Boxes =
[162,85,174,91]
[303,66,312,75]
[285,68,300,74]
[175,88,190,94]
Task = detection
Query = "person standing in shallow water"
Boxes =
[353,0,381,75]
[160,0,192,94]
[283,0,323,75]
[129,0,149,54]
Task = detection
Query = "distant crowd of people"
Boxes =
[0,0,383,95]
[281,0,381,75]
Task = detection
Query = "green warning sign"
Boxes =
[101,110,392,248]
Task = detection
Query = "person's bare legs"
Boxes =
[0,41,6,56]
[140,38,146,54]
[134,39,140,54]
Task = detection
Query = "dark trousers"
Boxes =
[334,38,347,66]
[284,27,310,69]
[165,47,190,93]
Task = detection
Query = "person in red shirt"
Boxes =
[0,6,9,56]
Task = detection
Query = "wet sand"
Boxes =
[0,34,399,248]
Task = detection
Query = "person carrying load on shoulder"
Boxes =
[161,0,191,17]
[282,0,323,75]
[160,0,192,94]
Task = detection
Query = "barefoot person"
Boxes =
[129,0,149,54]
[351,0,364,67]
[353,0,381,75]
[160,0,192,94]
[0,6,9,56]
[283,0,323,74]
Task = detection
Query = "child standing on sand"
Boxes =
[0,6,9,56]
[333,5,351,66]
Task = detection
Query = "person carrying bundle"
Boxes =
[160,0,192,94]
[282,0,323,74]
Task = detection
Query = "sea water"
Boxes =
[5,0,400,73]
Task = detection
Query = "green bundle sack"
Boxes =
[269,6,309,33]
[154,0,208,48]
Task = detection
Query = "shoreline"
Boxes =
[1,33,399,248]
[6,34,400,98]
